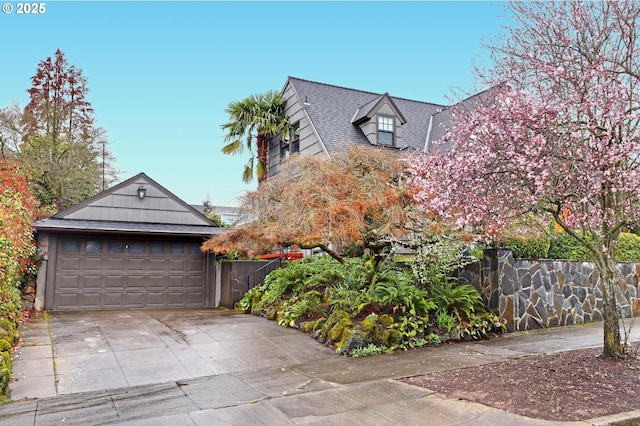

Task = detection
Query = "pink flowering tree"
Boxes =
[409,1,640,358]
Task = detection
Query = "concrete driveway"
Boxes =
[7,309,640,425]
[10,309,336,399]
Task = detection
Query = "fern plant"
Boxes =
[430,281,484,321]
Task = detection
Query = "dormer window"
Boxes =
[378,116,394,146]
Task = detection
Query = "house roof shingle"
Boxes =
[287,77,447,154]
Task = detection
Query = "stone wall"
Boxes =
[459,248,640,332]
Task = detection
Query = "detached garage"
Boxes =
[34,173,222,310]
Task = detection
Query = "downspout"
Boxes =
[424,114,434,152]
[35,232,49,311]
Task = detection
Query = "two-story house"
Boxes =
[268,77,470,177]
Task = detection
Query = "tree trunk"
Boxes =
[298,243,345,264]
[596,255,623,358]
[257,134,268,182]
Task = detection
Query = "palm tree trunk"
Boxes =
[257,134,268,182]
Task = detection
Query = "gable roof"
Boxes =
[34,173,222,237]
[425,86,499,151]
[351,93,408,126]
[286,77,446,155]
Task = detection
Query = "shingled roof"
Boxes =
[286,77,448,154]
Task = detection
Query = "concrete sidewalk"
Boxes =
[2,309,640,425]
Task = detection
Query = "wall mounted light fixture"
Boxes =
[137,185,146,199]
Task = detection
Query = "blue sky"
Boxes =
[0,1,505,206]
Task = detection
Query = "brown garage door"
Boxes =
[53,237,207,309]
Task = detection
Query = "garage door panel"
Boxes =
[188,276,204,288]
[125,292,146,306]
[126,275,146,288]
[59,257,80,270]
[169,259,185,272]
[103,292,125,307]
[127,258,146,271]
[81,276,102,289]
[148,259,166,272]
[188,259,204,270]
[54,237,207,310]
[55,293,79,309]
[168,276,185,289]
[83,258,103,271]
[187,292,204,304]
[147,276,167,288]
[147,292,166,305]
[78,293,101,308]
[105,275,124,289]
[167,292,186,305]
[57,275,80,290]
[105,258,125,271]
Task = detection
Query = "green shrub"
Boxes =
[277,291,323,327]
[529,231,640,262]
[348,343,387,358]
[437,313,456,333]
[261,255,346,306]
[615,233,640,262]
[429,282,484,321]
[501,236,550,259]
[238,252,506,356]
[428,332,441,346]
[389,315,427,349]
[455,312,507,340]
[547,231,589,260]
[371,272,434,316]
[410,239,478,290]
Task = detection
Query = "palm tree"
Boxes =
[221,90,289,183]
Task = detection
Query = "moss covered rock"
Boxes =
[338,328,365,354]
[379,314,394,327]
[301,320,317,332]
[0,369,10,396]
[323,310,353,344]
[0,320,17,344]
[313,318,326,332]
[328,324,345,342]
[0,351,11,371]
[320,310,349,339]
[388,329,402,346]
[266,306,278,320]
[362,317,377,333]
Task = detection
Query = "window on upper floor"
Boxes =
[290,123,300,154]
[281,122,300,158]
[378,116,394,146]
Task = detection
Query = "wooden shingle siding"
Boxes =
[269,80,328,177]
[62,176,212,226]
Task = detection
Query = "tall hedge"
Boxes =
[505,231,640,262]
[0,161,40,400]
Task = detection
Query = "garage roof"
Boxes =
[34,173,223,237]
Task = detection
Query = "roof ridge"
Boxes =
[287,76,447,108]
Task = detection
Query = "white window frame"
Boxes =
[377,115,394,146]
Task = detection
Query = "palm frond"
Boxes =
[221,139,244,155]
